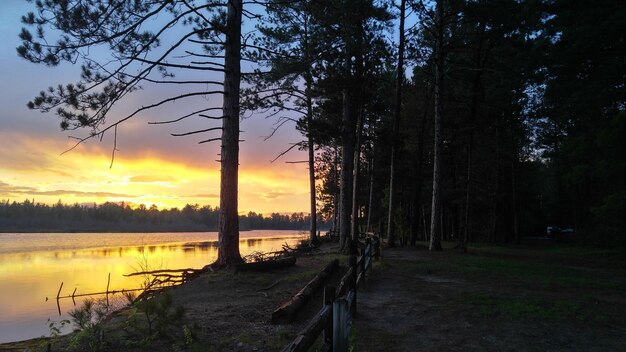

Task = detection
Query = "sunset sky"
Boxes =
[0,1,310,214]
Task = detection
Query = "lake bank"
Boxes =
[0,231,306,343]
[0,241,345,351]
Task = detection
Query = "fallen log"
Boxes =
[124,268,201,277]
[280,305,332,352]
[235,256,297,273]
[272,259,339,324]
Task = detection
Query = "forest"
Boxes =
[15,0,625,265]
[0,199,325,232]
[305,0,626,248]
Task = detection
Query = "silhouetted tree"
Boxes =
[18,0,246,265]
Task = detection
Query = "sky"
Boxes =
[0,1,311,214]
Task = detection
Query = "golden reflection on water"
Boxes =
[0,232,303,343]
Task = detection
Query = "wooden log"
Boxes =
[124,268,201,277]
[272,259,339,323]
[235,256,297,273]
[280,305,332,352]
[57,287,145,299]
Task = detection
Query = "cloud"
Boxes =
[0,131,311,212]
[0,181,37,194]
[44,168,79,179]
[129,175,176,183]
[0,181,133,198]
[33,190,134,198]
[256,190,290,200]
[188,193,220,198]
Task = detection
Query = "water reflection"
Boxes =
[0,231,304,343]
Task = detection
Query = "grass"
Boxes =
[543,245,626,258]
[414,251,626,291]
[468,292,584,321]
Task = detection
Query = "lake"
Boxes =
[0,230,305,343]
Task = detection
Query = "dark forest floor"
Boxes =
[353,242,626,352]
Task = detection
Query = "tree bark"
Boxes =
[339,40,355,252]
[429,0,444,251]
[350,20,365,255]
[511,157,520,244]
[306,78,318,245]
[339,90,355,252]
[350,109,363,253]
[387,0,406,248]
[302,13,318,246]
[217,0,243,266]
[333,147,340,233]
[366,143,375,233]
[410,106,428,246]
[489,118,500,243]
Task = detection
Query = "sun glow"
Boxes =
[0,132,310,213]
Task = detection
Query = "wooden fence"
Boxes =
[281,236,380,352]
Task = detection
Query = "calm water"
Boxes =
[0,230,305,343]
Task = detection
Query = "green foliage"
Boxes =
[123,292,186,349]
[68,298,110,351]
[42,318,70,351]
[0,199,330,232]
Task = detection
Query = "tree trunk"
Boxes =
[306,77,318,245]
[216,0,243,266]
[429,0,444,252]
[462,22,488,251]
[511,157,520,244]
[333,147,340,233]
[366,143,375,233]
[339,87,355,252]
[350,109,363,253]
[339,21,355,252]
[387,0,406,248]
[489,118,500,243]
[462,66,481,250]
[350,21,365,255]
[462,133,473,251]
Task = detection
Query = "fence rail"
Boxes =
[281,235,380,352]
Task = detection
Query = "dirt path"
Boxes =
[353,246,626,352]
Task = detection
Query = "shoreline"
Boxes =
[0,240,342,351]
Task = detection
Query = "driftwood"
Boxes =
[124,268,203,277]
[272,259,339,324]
[235,256,297,273]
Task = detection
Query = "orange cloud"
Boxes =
[0,131,311,213]
[129,175,177,183]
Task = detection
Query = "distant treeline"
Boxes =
[0,199,330,233]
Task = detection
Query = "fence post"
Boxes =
[323,285,335,349]
[332,298,350,352]
[365,237,372,273]
[359,248,366,283]
[374,236,380,260]
[349,255,357,316]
